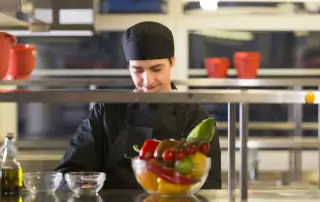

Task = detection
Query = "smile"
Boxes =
[145,85,159,89]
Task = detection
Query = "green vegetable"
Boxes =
[186,117,216,143]
[174,157,193,175]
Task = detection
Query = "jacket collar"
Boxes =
[171,82,177,90]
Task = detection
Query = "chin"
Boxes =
[136,84,161,92]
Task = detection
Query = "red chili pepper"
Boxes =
[147,160,199,185]
[138,139,160,160]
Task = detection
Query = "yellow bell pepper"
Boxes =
[136,171,158,192]
[189,152,207,179]
[157,178,191,195]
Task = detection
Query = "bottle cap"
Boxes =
[6,132,14,140]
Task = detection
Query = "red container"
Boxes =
[0,32,16,80]
[204,57,230,78]
[5,44,36,80]
[234,52,261,78]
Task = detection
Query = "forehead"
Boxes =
[129,59,167,68]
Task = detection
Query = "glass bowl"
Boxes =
[132,154,211,196]
[22,172,63,194]
[64,172,106,195]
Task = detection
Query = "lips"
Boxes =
[146,85,159,89]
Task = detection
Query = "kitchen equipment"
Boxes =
[22,172,63,194]
[0,32,16,80]
[234,51,261,78]
[64,172,106,196]
[132,157,211,196]
[5,44,36,80]
[204,57,229,78]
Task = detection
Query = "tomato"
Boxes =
[185,146,193,155]
[185,144,197,155]
[162,149,174,162]
[199,143,210,155]
[174,150,186,161]
[190,144,198,154]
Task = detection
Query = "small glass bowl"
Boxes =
[22,172,63,194]
[64,172,106,195]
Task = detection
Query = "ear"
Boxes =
[170,56,176,68]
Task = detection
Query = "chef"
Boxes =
[54,21,221,189]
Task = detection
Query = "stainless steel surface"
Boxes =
[220,138,320,149]
[0,78,134,87]
[291,87,303,183]
[239,103,249,201]
[248,148,259,182]
[228,103,236,202]
[0,89,319,103]
[318,86,320,190]
[2,189,320,202]
[28,68,320,77]
[4,78,320,87]
[216,122,320,130]
[11,137,320,151]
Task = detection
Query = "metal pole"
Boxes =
[89,85,97,110]
[239,103,249,201]
[318,86,320,190]
[228,103,236,202]
[292,86,303,183]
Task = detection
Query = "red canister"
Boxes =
[234,52,261,78]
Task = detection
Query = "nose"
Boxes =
[142,71,154,86]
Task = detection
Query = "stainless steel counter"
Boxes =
[1,189,320,202]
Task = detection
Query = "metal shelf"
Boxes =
[1,78,319,202]
[28,68,320,77]
[6,78,320,87]
[0,89,317,103]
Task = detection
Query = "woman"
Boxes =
[54,21,221,189]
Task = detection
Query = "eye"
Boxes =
[131,67,144,73]
[135,69,144,73]
[152,68,161,72]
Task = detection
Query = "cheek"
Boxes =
[157,69,171,83]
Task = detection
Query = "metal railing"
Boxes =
[28,68,320,77]
[1,78,320,202]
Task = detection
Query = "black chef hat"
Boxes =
[122,21,174,60]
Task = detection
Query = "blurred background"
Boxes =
[10,0,320,139]
[2,0,320,186]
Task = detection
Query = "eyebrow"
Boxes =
[131,64,163,69]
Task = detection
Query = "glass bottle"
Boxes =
[0,132,22,195]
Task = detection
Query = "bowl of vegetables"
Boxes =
[132,118,214,196]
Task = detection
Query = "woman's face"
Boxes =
[128,57,175,92]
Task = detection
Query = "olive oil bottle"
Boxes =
[0,133,22,195]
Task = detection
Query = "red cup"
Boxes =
[234,52,261,78]
[5,44,36,80]
[204,57,230,78]
[0,32,16,80]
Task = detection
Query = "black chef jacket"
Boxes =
[54,84,221,190]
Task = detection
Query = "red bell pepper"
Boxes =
[137,139,160,160]
[147,160,199,185]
